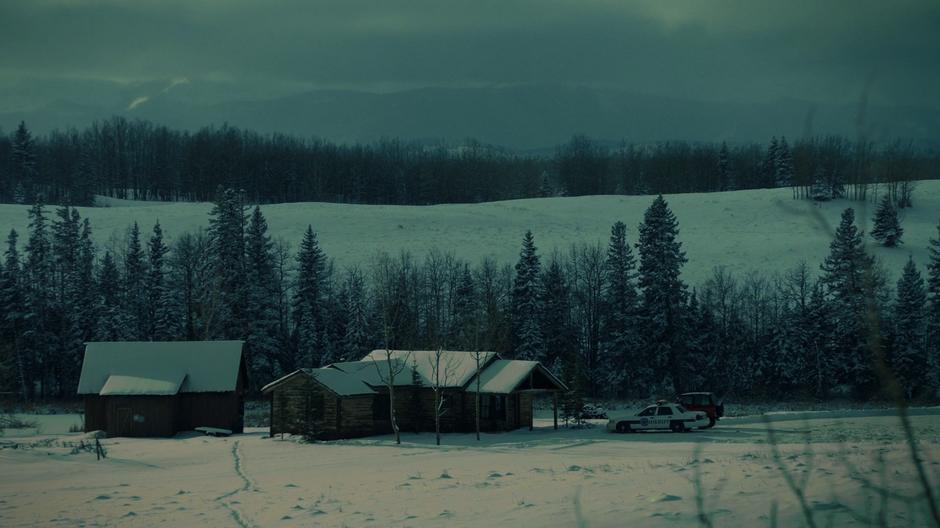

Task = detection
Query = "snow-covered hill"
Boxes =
[1,183,938,286]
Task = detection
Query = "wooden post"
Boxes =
[553,392,558,430]
[528,394,533,431]
[269,394,274,438]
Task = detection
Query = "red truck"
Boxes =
[676,392,724,428]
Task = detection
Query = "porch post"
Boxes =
[553,391,558,430]
[529,393,533,431]
[268,394,274,438]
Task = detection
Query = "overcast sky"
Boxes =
[1,0,938,107]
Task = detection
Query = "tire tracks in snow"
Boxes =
[215,440,257,528]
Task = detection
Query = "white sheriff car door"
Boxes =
[635,406,658,430]
[655,405,676,428]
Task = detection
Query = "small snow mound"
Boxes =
[812,501,846,512]
[650,494,683,503]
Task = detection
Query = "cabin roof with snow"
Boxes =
[264,350,566,396]
[466,359,567,394]
[77,341,245,395]
[260,367,376,396]
[355,349,499,388]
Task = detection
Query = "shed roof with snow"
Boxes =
[260,367,376,396]
[77,341,245,396]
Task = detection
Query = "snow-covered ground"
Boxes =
[2,412,938,527]
[2,183,939,285]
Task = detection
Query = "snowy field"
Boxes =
[1,182,940,285]
[2,411,939,527]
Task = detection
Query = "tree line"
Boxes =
[1,188,938,402]
[0,118,935,207]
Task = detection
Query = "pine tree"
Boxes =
[124,222,148,339]
[762,136,779,188]
[53,213,96,394]
[636,196,688,393]
[820,208,877,391]
[341,267,372,362]
[449,264,479,349]
[599,221,639,396]
[96,251,130,341]
[538,172,554,198]
[810,166,830,201]
[148,221,177,340]
[1,230,29,400]
[244,206,280,380]
[11,122,37,200]
[511,230,544,360]
[23,200,54,397]
[320,267,346,367]
[293,225,328,367]
[871,195,903,247]
[541,257,575,372]
[50,207,87,394]
[775,136,794,194]
[926,220,940,391]
[890,257,927,398]
[71,218,97,356]
[717,142,735,191]
[207,187,248,340]
[683,291,719,393]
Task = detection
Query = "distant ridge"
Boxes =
[2,80,937,150]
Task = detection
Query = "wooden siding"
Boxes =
[267,378,553,440]
[268,373,377,440]
[365,387,536,434]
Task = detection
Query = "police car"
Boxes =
[606,401,710,433]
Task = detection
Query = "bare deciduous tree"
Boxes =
[371,327,411,445]
[428,347,457,446]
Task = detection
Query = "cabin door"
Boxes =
[115,407,132,435]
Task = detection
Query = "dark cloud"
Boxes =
[1,0,938,107]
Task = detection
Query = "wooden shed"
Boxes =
[77,341,248,437]
[261,368,377,439]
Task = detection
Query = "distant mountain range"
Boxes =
[2,78,937,150]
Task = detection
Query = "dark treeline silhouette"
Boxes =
[2,188,938,404]
[0,118,936,207]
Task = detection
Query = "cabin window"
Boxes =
[373,394,390,420]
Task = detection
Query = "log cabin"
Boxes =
[262,350,567,439]
[77,341,248,437]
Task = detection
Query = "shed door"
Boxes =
[115,407,132,435]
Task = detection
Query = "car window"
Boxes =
[696,395,711,405]
[675,405,687,413]
[638,406,656,417]
[657,406,673,416]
